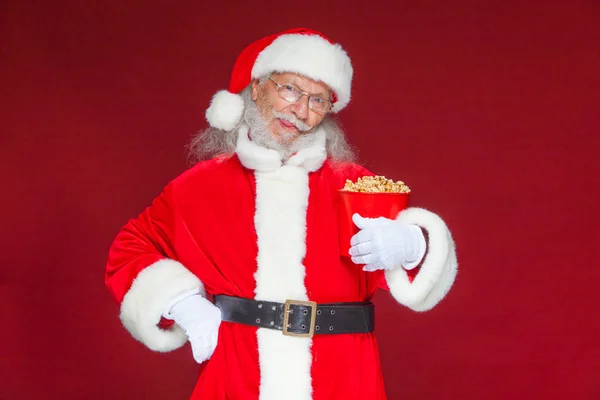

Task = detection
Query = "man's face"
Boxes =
[251,72,331,144]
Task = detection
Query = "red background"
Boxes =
[2,1,599,399]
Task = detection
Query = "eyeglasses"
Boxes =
[268,76,332,114]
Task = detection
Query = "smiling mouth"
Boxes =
[278,118,297,130]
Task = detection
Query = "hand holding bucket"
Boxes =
[338,190,410,257]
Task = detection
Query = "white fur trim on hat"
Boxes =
[252,33,353,113]
[205,90,245,131]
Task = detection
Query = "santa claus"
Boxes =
[105,27,458,400]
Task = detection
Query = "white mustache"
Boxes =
[272,110,312,132]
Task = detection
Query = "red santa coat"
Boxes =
[105,125,458,400]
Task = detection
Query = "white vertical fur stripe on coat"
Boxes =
[253,166,314,400]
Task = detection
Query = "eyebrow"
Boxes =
[286,78,329,98]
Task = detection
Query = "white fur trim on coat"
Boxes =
[119,259,205,352]
[253,164,313,400]
[236,125,282,172]
[252,33,353,113]
[384,207,458,312]
[285,128,327,172]
[235,124,327,173]
[205,90,245,131]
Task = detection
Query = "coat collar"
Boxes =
[235,124,327,173]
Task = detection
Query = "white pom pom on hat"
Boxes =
[205,27,354,130]
[205,90,245,132]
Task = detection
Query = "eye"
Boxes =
[312,97,325,104]
[283,85,295,92]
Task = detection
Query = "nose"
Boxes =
[291,95,309,120]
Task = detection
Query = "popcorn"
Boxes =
[342,175,411,193]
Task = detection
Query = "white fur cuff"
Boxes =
[385,207,458,311]
[119,259,205,352]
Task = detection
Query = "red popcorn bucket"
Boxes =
[338,190,410,257]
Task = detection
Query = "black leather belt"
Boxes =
[214,295,374,338]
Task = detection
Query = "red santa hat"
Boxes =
[205,27,353,131]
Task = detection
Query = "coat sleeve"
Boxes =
[339,162,458,311]
[383,207,458,311]
[105,182,204,352]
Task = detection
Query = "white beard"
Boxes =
[243,101,318,160]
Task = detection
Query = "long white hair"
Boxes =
[187,85,357,165]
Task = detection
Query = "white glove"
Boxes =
[349,213,426,272]
[163,289,222,364]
